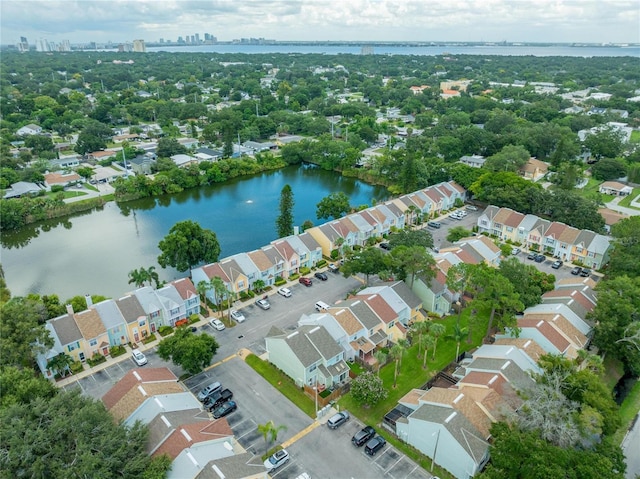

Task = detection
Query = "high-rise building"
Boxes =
[132,39,146,52]
[17,36,29,52]
[195,33,200,44]
[190,35,195,44]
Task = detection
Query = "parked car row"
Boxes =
[327,413,388,459]
[197,380,238,419]
[450,209,468,220]
[571,266,591,277]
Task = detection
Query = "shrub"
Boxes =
[158,325,174,337]
[189,314,199,324]
[110,345,126,357]
[87,354,106,367]
[317,259,327,268]
[299,266,311,275]
[274,278,286,286]
[70,360,84,374]
[142,333,157,345]
[51,185,65,193]
[289,273,300,280]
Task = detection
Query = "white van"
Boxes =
[315,301,330,312]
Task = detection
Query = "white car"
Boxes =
[457,210,468,217]
[132,349,147,366]
[230,310,246,323]
[210,318,226,331]
[450,212,463,220]
[465,205,478,211]
[277,287,292,298]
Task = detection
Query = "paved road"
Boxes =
[605,196,640,216]
[622,413,640,479]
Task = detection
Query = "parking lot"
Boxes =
[272,416,433,479]
[61,272,364,401]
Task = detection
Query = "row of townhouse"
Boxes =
[477,206,611,269]
[36,278,200,379]
[192,181,467,300]
[102,368,264,479]
[387,276,598,479]
[265,281,423,390]
[412,235,502,316]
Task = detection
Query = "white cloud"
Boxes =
[1,0,638,44]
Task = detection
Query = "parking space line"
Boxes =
[384,454,403,473]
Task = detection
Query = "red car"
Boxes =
[299,277,312,287]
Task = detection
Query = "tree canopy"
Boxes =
[316,192,351,220]
[157,220,221,272]
[157,326,219,375]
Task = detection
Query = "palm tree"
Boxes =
[196,280,211,311]
[127,268,147,288]
[210,277,228,315]
[253,279,265,293]
[257,421,273,455]
[390,342,405,388]
[397,338,410,368]
[147,266,160,288]
[374,350,387,376]
[268,422,287,447]
[412,321,432,358]
[449,323,468,361]
[46,352,74,378]
[420,335,436,369]
[430,323,446,360]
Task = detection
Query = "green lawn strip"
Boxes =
[244,353,316,418]
[603,356,625,391]
[612,380,640,446]
[630,130,640,143]
[46,190,88,199]
[618,188,640,209]
[339,309,490,478]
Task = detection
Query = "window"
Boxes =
[576,247,583,253]
[78,352,85,361]
[561,244,567,249]
[506,227,513,233]
[480,220,488,226]
[238,280,245,289]
[89,339,97,347]
[68,343,76,352]
[138,319,146,327]
[309,364,317,373]
[546,238,555,245]
[150,310,160,318]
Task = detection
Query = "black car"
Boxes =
[551,260,563,269]
[571,266,583,275]
[352,426,376,447]
[379,242,391,250]
[204,388,233,410]
[534,254,546,263]
[212,400,237,419]
[580,268,591,277]
[364,435,387,456]
[314,271,328,281]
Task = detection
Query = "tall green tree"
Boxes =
[74,120,112,155]
[316,192,351,220]
[157,220,221,272]
[498,257,555,308]
[0,297,52,368]
[157,326,219,375]
[387,245,435,288]
[0,389,160,478]
[276,184,295,238]
[608,217,640,278]
[340,247,387,285]
[485,144,531,173]
[589,275,640,376]
[387,228,434,250]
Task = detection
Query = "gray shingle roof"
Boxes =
[116,294,147,324]
[50,313,83,346]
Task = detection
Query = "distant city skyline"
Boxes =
[2,0,639,46]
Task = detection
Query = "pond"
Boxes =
[1,165,388,299]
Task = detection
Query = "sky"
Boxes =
[1,0,639,46]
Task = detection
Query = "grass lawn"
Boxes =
[618,188,640,209]
[613,379,640,446]
[339,307,490,424]
[577,178,615,203]
[630,130,640,143]
[245,353,316,418]
[46,190,88,199]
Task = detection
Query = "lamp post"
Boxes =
[313,383,318,419]
[431,429,441,472]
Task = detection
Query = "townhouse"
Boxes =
[36,279,201,379]
[477,206,611,269]
[265,324,350,389]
